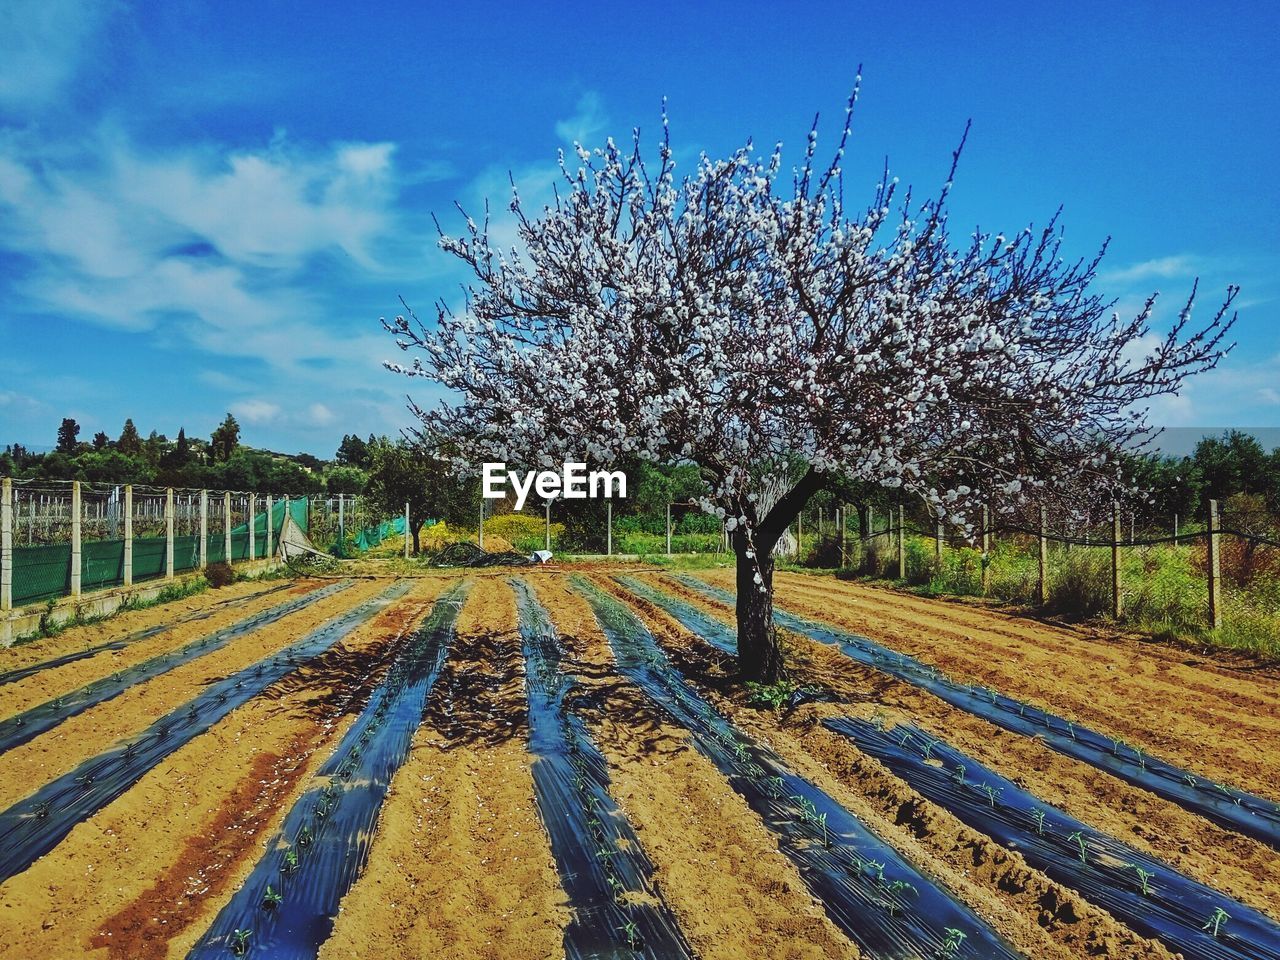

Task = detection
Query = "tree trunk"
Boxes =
[734,542,784,682]
[411,518,421,555]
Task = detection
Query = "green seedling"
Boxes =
[1065,720,1076,740]
[898,729,913,747]
[617,919,643,951]
[595,845,616,862]
[952,763,966,785]
[1030,808,1046,835]
[1066,830,1089,865]
[261,885,283,910]
[281,848,299,874]
[865,860,886,883]
[1110,737,1125,756]
[979,784,1002,809]
[1133,747,1145,770]
[1130,865,1155,896]
[816,811,830,848]
[939,928,966,956]
[1202,907,1230,938]
[1183,773,1199,788]
[230,928,251,957]
[297,825,313,848]
[605,873,625,903]
[921,737,939,760]
[588,816,605,839]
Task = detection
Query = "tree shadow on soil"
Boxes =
[423,628,531,750]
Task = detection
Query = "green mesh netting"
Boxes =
[82,539,125,592]
[11,544,72,606]
[132,537,167,583]
[334,515,408,556]
[5,495,312,607]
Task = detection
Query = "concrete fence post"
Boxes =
[1,477,12,611]
[839,506,847,568]
[223,492,232,565]
[606,501,613,556]
[665,502,671,556]
[1037,505,1048,606]
[865,506,874,573]
[71,480,82,598]
[1173,512,1179,546]
[1111,501,1123,619]
[337,494,345,556]
[897,504,906,580]
[795,507,803,560]
[248,492,257,563]
[404,502,411,559]
[934,520,943,565]
[1207,498,1222,630]
[124,485,134,587]
[981,504,991,595]
[266,495,274,559]
[199,490,208,569]
[478,496,484,550]
[165,487,175,580]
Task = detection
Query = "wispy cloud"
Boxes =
[0,0,110,112]
[554,91,608,145]
[1098,254,1199,287]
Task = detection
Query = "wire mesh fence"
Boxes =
[1,479,315,611]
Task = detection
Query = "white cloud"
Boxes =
[555,91,607,146]
[1098,254,1198,287]
[0,0,109,111]
[232,399,283,425]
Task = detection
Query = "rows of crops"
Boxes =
[0,568,1276,959]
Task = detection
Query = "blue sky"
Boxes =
[1,0,1277,458]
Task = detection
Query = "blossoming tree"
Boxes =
[385,88,1235,681]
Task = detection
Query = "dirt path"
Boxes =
[636,570,1280,924]
[528,574,861,960]
[319,577,567,960]
[0,580,319,716]
[0,580,388,810]
[0,580,441,960]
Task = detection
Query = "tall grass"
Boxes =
[839,535,1278,659]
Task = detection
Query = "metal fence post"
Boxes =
[665,502,671,556]
[1,477,12,611]
[223,491,232,565]
[981,504,991,595]
[266,495,274,559]
[199,490,208,569]
[606,501,613,556]
[1037,505,1048,606]
[165,487,175,579]
[897,504,906,580]
[1111,500,1123,619]
[124,485,134,587]
[1207,498,1222,629]
[71,480,82,598]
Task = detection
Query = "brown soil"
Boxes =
[318,577,568,960]
[1,563,1275,960]
[529,574,862,960]
[0,580,390,810]
[0,580,319,716]
[0,579,442,960]
[634,570,1280,922]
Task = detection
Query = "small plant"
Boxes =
[1065,720,1076,740]
[767,776,785,799]
[1130,865,1155,896]
[864,860,885,883]
[1029,808,1046,835]
[979,784,1002,809]
[297,825,313,848]
[1066,830,1089,865]
[1202,907,1230,938]
[281,848,299,874]
[606,873,625,903]
[939,927,966,956]
[746,679,799,713]
[261,885,283,910]
[617,919,643,951]
[230,928,251,956]
[952,763,966,785]
[815,811,830,848]
[1133,746,1145,770]
[920,737,939,760]
[1184,772,1199,788]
